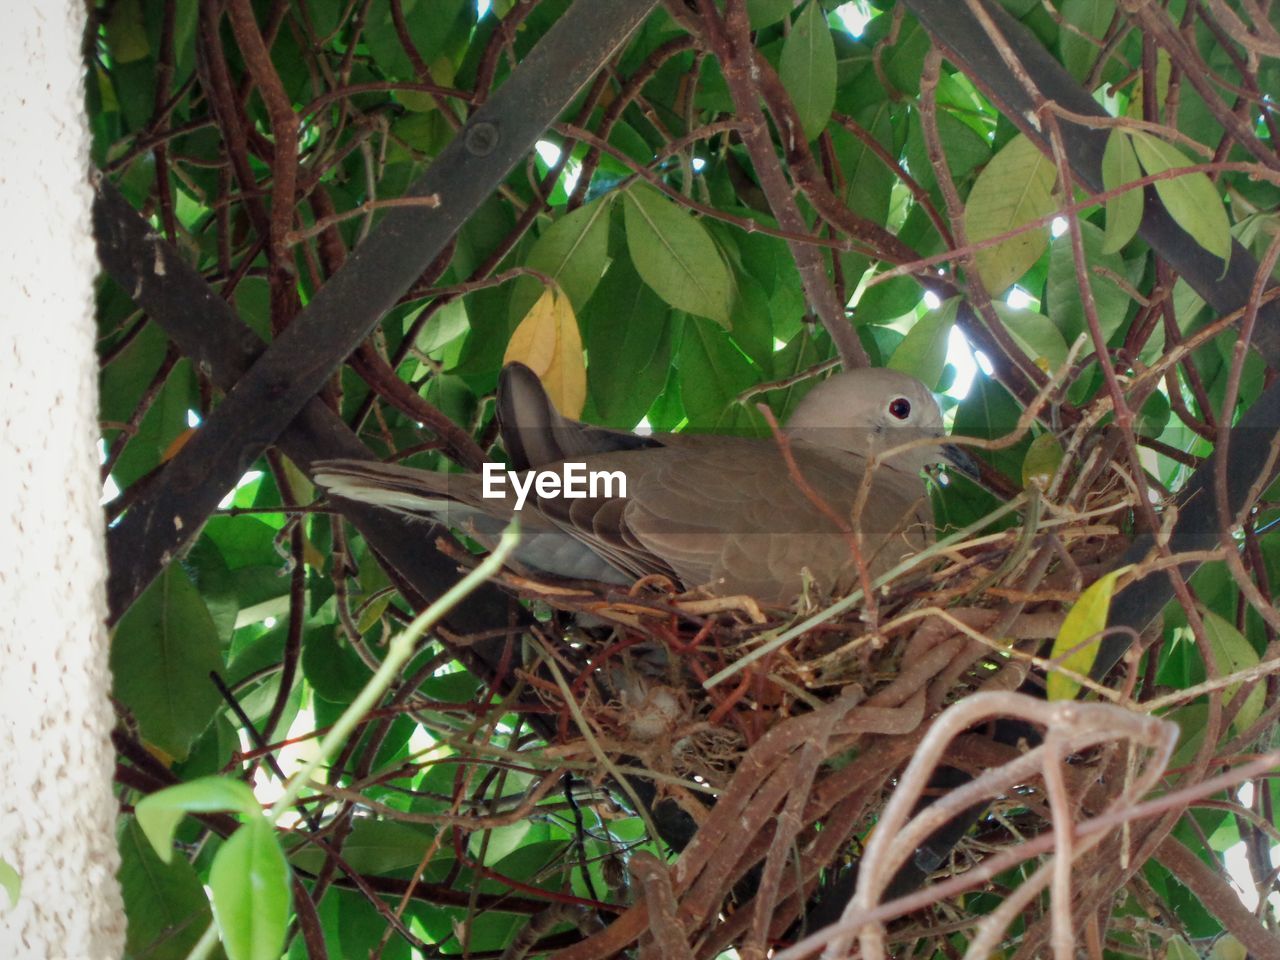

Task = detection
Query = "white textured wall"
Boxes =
[0,3,125,957]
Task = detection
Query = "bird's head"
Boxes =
[784,367,957,476]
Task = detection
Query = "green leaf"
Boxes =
[1101,129,1143,254]
[858,273,923,323]
[119,818,211,960]
[411,297,470,356]
[1046,220,1133,344]
[831,103,895,225]
[965,133,1059,293]
[1164,936,1199,960]
[623,184,733,328]
[1128,130,1231,263]
[1207,934,1248,960]
[1047,565,1131,700]
[889,297,958,389]
[1058,0,1116,82]
[135,776,261,863]
[0,857,19,910]
[954,372,1028,481]
[302,624,373,703]
[508,196,613,326]
[364,0,467,82]
[879,16,931,97]
[769,327,835,421]
[415,667,483,704]
[1136,389,1171,438]
[1201,609,1265,736]
[1166,703,1209,771]
[728,273,775,370]
[991,303,1070,373]
[289,820,434,875]
[1022,432,1065,489]
[210,818,292,960]
[106,358,197,491]
[748,0,792,28]
[779,0,837,143]
[678,317,760,431]
[473,820,532,866]
[583,255,674,428]
[904,108,991,192]
[105,0,150,63]
[111,565,225,761]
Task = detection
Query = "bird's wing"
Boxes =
[497,362,661,468]
[315,440,934,602]
[613,441,933,600]
[312,458,634,585]
[523,440,932,602]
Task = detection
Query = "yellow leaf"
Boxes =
[302,537,327,573]
[503,286,586,418]
[1206,934,1247,960]
[141,739,177,768]
[161,427,197,464]
[1047,565,1132,700]
[356,593,393,634]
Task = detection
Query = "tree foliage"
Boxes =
[93,0,1280,957]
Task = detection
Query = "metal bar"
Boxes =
[102,0,660,619]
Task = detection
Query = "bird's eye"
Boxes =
[888,397,912,420]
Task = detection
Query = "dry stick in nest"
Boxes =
[583,608,1029,956]
[675,693,927,920]
[672,617,1039,959]
[773,692,1180,960]
[670,591,1059,952]
[782,751,1280,960]
[631,851,695,960]
[549,695,930,960]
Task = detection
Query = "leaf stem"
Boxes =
[267,521,521,823]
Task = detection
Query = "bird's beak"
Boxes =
[941,443,981,481]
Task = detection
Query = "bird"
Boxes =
[313,363,971,605]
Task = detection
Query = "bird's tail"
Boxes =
[312,459,456,515]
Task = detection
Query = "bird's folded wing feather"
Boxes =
[525,440,932,600]
[497,361,660,468]
[315,440,933,601]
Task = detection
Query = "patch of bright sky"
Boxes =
[833,1,873,36]
[100,439,120,506]
[1219,782,1280,913]
[1005,286,1034,310]
[248,702,319,825]
[219,469,263,508]
[1051,215,1068,237]
[918,290,985,401]
[534,139,581,195]
[944,326,979,400]
[477,0,490,16]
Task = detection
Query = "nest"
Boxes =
[425,403,1182,960]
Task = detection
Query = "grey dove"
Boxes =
[314,363,969,605]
